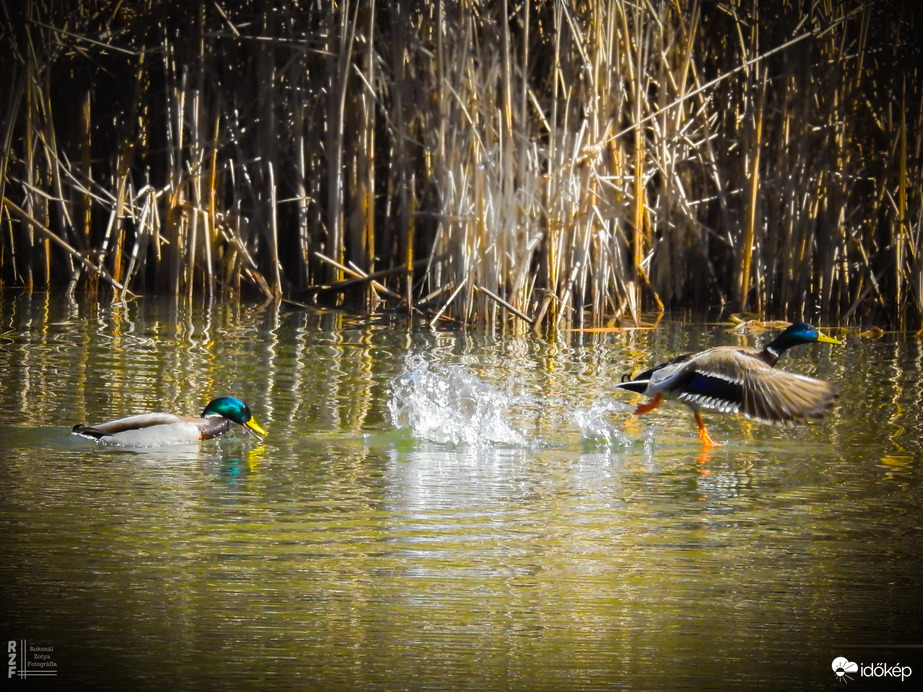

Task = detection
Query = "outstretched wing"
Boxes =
[673,348,837,422]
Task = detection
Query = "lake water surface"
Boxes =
[1,294,921,689]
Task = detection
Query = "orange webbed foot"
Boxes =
[695,411,720,447]
[634,393,663,416]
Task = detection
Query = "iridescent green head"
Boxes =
[765,322,842,356]
[202,397,268,437]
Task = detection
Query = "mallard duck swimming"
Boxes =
[616,322,841,446]
[72,396,268,447]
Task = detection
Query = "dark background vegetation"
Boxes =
[1,1,920,330]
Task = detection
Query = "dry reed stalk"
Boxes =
[738,68,765,313]
[268,162,281,297]
[0,1,919,330]
[350,0,377,311]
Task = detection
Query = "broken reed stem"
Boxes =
[429,279,467,329]
[476,285,534,326]
[3,197,130,295]
[304,254,449,296]
[314,252,403,301]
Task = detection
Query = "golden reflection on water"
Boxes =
[1,294,922,689]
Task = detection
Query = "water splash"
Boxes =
[388,355,530,447]
[570,399,633,447]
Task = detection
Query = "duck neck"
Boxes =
[762,331,807,365]
[198,416,231,440]
[760,345,782,366]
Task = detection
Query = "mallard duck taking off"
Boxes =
[616,322,841,446]
[72,396,268,447]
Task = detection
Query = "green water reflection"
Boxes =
[1,293,921,690]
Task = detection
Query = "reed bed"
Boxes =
[0,1,920,331]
